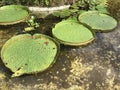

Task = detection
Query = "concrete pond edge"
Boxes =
[27,5,70,18]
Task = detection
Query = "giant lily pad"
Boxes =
[0,5,29,25]
[78,11,117,32]
[1,34,59,77]
[52,19,95,46]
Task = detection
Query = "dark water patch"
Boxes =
[0,58,12,78]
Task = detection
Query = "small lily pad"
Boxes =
[1,34,59,77]
[0,5,29,25]
[78,11,117,32]
[52,19,95,46]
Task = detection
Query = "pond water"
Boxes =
[0,18,120,90]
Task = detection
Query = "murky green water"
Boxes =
[0,18,120,90]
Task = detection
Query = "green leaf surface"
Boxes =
[96,4,109,14]
[53,9,71,18]
[0,5,29,25]
[1,34,59,77]
[52,19,95,46]
[78,11,117,32]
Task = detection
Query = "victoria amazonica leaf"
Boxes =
[0,5,29,25]
[52,19,95,46]
[1,34,59,77]
[78,11,117,32]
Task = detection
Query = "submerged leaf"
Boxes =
[1,34,59,77]
[78,11,117,32]
[52,19,95,46]
[53,9,71,18]
[0,5,29,25]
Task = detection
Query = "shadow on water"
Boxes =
[0,58,12,77]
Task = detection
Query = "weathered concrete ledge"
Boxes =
[27,5,70,18]
[28,5,70,12]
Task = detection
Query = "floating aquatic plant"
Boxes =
[0,5,29,25]
[53,9,71,18]
[52,18,95,46]
[53,0,108,19]
[1,34,59,77]
[71,0,107,11]
[78,11,117,32]
[25,16,40,32]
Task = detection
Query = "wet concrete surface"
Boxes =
[0,19,120,90]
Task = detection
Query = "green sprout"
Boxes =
[25,16,40,32]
